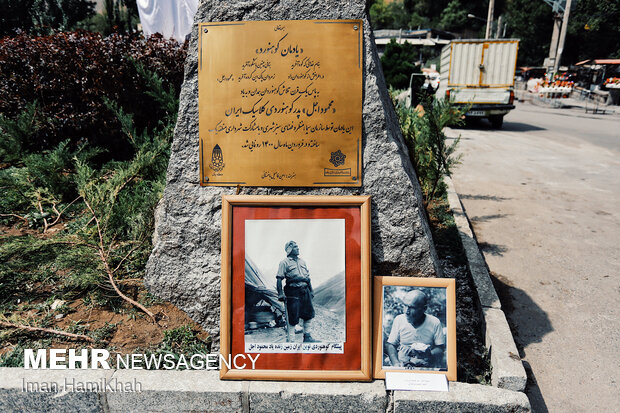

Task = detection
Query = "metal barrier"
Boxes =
[531,92,570,108]
[574,88,608,114]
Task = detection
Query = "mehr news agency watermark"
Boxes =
[20,349,259,393]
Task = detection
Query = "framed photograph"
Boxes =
[220,195,371,381]
[373,276,456,381]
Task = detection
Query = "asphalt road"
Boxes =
[448,100,620,412]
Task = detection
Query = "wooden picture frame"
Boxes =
[373,276,457,381]
[220,195,372,381]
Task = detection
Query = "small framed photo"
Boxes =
[220,195,372,381]
[373,276,456,380]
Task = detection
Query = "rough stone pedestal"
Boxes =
[145,0,441,347]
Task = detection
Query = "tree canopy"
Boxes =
[380,39,423,90]
[504,0,554,66]
[565,0,620,62]
[0,0,96,36]
[368,0,620,66]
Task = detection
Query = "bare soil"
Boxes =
[0,285,209,359]
[427,198,491,383]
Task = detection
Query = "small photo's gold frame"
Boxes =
[220,195,372,381]
[373,276,457,381]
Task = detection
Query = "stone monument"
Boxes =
[145,0,441,348]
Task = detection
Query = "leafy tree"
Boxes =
[396,95,465,203]
[380,39,423,90]
[369,0,497,34]
[101,0,139,34]
[438,0,469,32]
[505,0,553,65]
[505,0,619,66]
[370,0,411,29]
[369,0,391,29]
[408,12,430,30]
[565,0,620,62]
[0,0,96,36]
[78,0,140,35]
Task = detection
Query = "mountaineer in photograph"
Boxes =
[385,290,446,369]
[277,240,318,343]
[243,218,346,351]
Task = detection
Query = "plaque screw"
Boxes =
[353,25,359,30]
[203,28,208,33]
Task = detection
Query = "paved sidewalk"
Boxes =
[448,102,620,412]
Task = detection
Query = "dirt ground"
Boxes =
[0,290,210,359]
[57,301,209,352]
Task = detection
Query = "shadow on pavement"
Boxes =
[460,194,512,202]
[490,272,553,413]
[522,360,549,413]
[502,122,546,132]
[477,241,508,256]
[470,213,510,223]
[451,118,546,132]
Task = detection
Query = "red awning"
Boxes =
[576,59,620,66]
[593,59,620,65]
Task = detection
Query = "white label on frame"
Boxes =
[245,342,344,354]
[385,372,448,392]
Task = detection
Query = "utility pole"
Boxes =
[548,14,562,62]
[495,15,503,39]
[485,0,495,39]
[553,0,572,75]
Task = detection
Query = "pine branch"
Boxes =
[46,196,81,229]
[0,320,96,343]
[99,247,157,324]
[37,199,50,233]
[112,241,144,273]
[83,198,157,324]
[0,213,29,225]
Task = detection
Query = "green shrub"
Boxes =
[396,95,466,202]
[0,56,178,314]
[0,101,48,164]
[0,137,99,226]
[0,31,186,162]
[380,39,423,90]
[161,325,211,355]
[0,0,96,36]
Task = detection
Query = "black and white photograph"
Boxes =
[244,218,346,353]
[381,285,448,371]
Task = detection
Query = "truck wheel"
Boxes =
[489,115,504,129]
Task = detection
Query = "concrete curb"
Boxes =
[446,178,501,309]
[394,382,530,412]
[0,369,532,413]
[1,368,390,413]
[445,176,528,392]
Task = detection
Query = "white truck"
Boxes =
[436,39,519,128]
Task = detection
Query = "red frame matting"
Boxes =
[230,206,362,370]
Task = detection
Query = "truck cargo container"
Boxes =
[436,39,519,128]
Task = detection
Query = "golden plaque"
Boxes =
[198,20,363,187]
